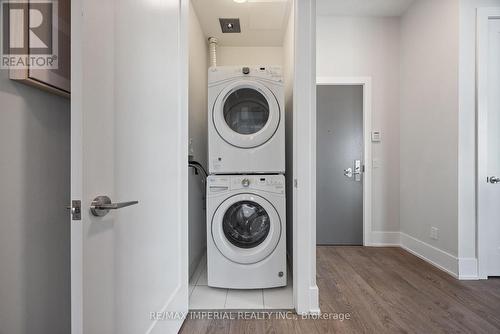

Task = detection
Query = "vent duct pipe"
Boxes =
[208,37,218,68]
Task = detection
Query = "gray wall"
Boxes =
[0,70,70,334]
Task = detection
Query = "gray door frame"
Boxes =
[316,77,373,246]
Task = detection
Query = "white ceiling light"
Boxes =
[233,0,247,3]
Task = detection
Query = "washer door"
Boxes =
[212,193,282,264]
[213,80,280,148]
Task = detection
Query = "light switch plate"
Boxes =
[371,131,381,142]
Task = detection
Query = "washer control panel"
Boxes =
[207,175,285,195]
[232,175,284,193]
[208,175,284,195]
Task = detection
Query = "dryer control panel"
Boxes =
[207,175,285,195]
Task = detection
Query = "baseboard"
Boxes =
[146,283,186,334]
[294,283,320,315]
[370,231,401,246]
[399,232,459,278]
[368,232,479,280]
[309,284,320,314]
[458,257,479,280]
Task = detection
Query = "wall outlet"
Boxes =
[430,227,439,240]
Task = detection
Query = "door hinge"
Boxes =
[67,200,81,221]
[294,179,298,188]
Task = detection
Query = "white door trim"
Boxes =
[316,77,373,246]
[477,7,500,279]
[293,0,319,315]
[70,0,83,332]
[180,0,190,319]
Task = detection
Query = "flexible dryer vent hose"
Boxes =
[208,37,218,68]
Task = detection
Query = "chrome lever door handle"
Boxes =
[97,201,139,209]
[91,195,139,217]
[488,176,500,184]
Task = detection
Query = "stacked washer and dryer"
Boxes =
[206,66,287,289]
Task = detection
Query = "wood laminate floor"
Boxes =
[180,246,500,333]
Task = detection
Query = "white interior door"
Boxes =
[479,14,500,279]
[484,19,500,277]
[71,0,188,333]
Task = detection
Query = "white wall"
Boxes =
[0,74,70,332]
[188,1,208,278]
[400,0,460,257]
[458,0,500,276]
[284,1,294,258]
[217,46,283,66]
[316,16,401,235]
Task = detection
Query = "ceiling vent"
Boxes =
[219,18,241,33]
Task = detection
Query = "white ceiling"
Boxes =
[191,0,292,47]
[317,0,415,17]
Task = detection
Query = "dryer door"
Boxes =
[212,193,282,264]
[213,80,280,148]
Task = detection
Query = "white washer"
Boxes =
[206,174,287,289]
[208,66,285,174]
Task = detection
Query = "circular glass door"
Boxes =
[212,194,281,264]
[213,81,280,149]
[223,89,270,135]
[222,201,270,248]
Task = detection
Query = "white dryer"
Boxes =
[208,66,285,174]
[206,174,286,289]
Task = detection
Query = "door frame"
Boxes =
[70,0,83,331]
[293,0,320,314]
[477,7,500,279]
[316,77,373,246]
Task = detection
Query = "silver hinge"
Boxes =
[66,200,81,221]
[294,179,298,188]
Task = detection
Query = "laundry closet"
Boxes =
[187,0,295,310]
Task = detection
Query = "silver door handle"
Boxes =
[488,176,500,184]
[344,168,353,178]
[91,195,139,217]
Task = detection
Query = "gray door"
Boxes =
[316,85,363,245]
